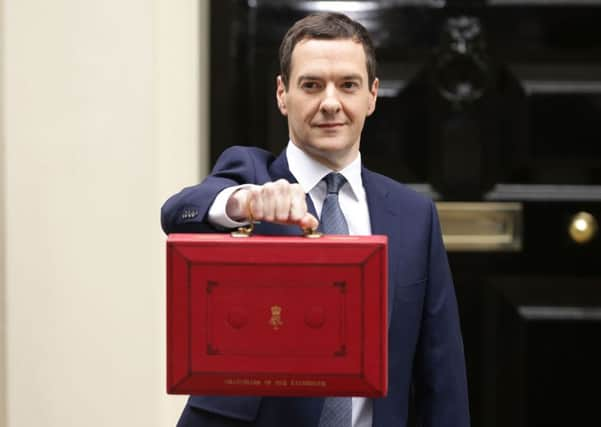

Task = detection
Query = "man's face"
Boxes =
[276,38,379,170]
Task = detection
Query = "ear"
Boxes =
[276,75,288,116]
[366,77,379,117]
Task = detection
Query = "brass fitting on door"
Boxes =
[568,212,598,244]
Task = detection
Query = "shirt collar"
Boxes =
[286,141,363,201]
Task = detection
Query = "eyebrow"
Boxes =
[340,74,363,82]
[297,75,322,83]
[296,74,364,84]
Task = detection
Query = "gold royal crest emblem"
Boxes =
[269,305,283,330]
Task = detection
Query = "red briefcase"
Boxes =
[166,232,388,397]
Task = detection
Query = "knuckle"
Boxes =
[247,187,259,198]
[275,179,291,195]
[289,185,301,197]
[261,183,275,197]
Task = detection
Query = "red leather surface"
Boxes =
[167,233,388,397]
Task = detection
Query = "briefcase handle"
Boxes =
[230,217,322,239]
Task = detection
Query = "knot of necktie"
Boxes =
[319,173,349,235]
[325,173,347,195]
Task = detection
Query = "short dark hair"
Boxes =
[278,12,377,89]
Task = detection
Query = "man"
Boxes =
[162,12,470,427]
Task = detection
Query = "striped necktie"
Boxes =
[319,173,349,235]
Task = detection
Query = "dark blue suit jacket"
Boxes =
[161,146,470,427]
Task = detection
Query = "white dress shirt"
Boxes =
[208,141,373,427]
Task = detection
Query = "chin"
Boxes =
[311,143,356,165]
[312,135,352,149]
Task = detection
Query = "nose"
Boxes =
[319,83,341,115]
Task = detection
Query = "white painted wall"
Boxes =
[0,0,6,423]
[0,0,207,425]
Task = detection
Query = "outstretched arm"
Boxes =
[161,146,317,234]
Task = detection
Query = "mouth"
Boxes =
[314,122,345,129]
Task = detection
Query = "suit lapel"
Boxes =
[269,149,296,183]
[362,168,400,322]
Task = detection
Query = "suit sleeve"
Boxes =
[160,146,273,234]
[414,201,471,426]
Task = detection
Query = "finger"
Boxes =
[247,188,264,220]
[288,184,307,222]
[288,197,304,222]
[274,181,292,222]
[260,182,276,222]
[226,188,250,221]
[300,213,319,231]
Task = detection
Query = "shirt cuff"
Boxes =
[207,184,257,229]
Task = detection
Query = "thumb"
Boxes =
[299,213,319,232]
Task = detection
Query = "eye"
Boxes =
[301,81,322,91]
[341,81,359,91]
